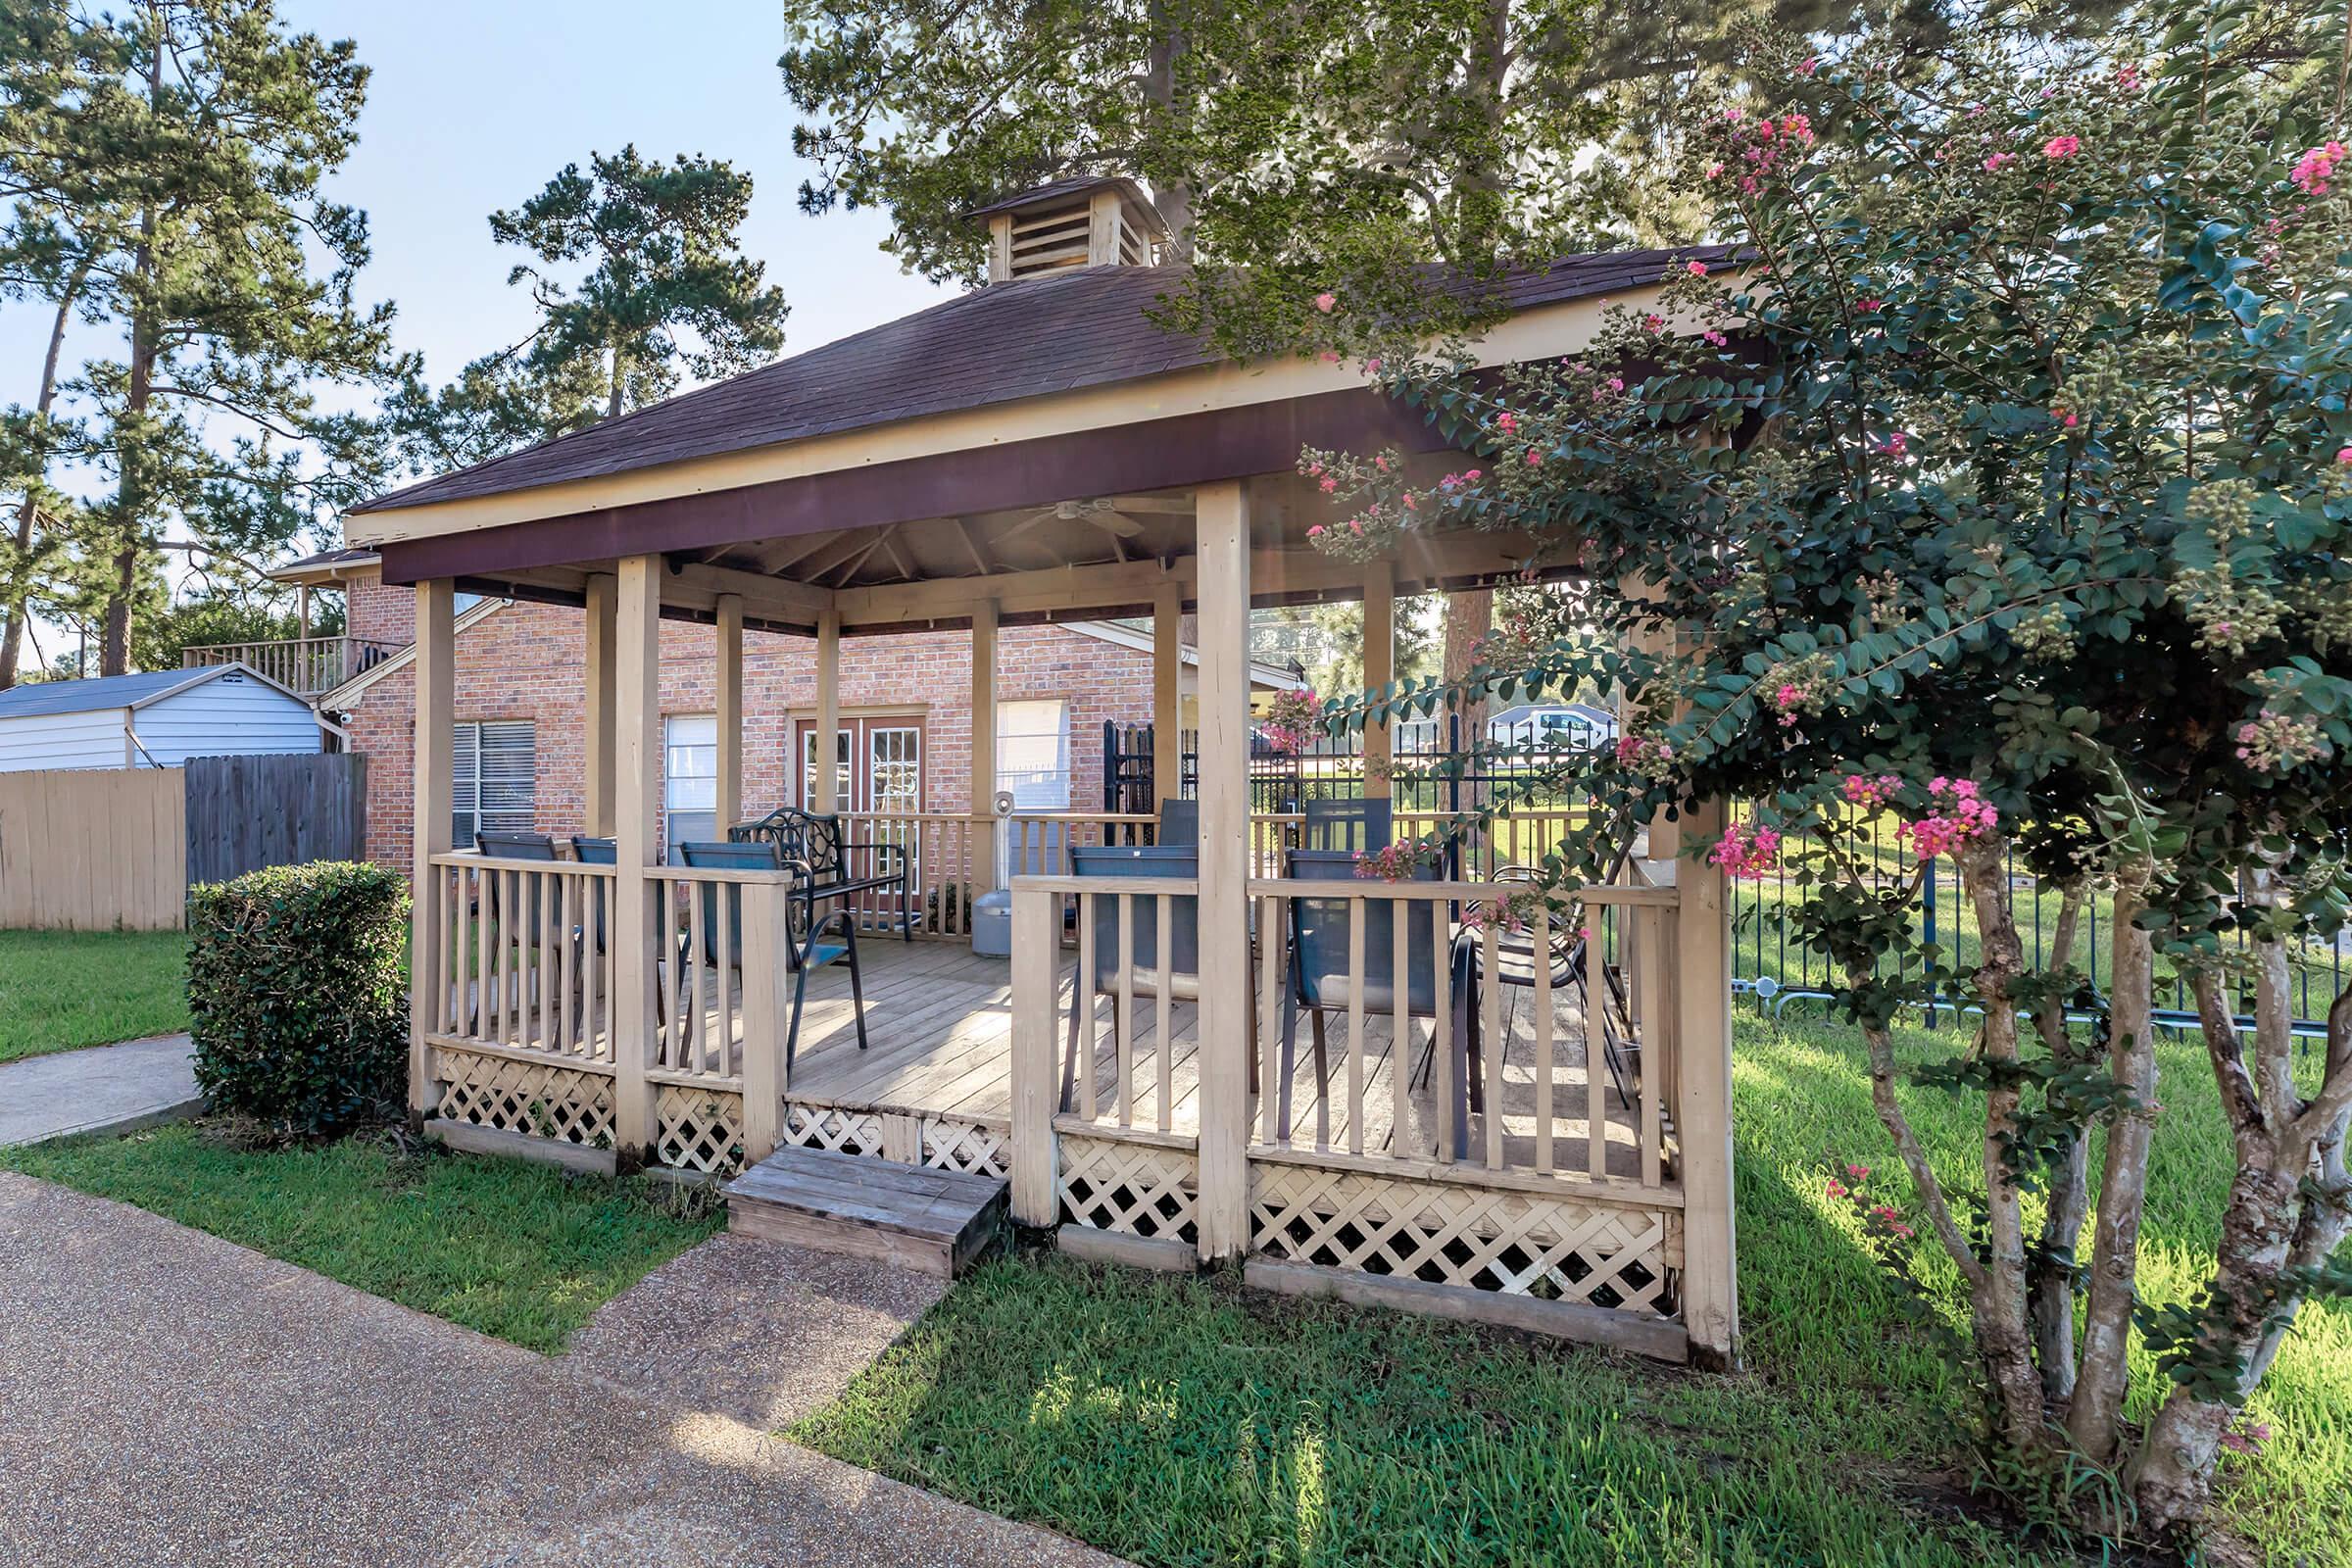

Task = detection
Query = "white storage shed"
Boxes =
[0,664,327,772]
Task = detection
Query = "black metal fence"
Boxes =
[1729,819,2346,1038]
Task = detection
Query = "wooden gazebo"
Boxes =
[350,191,1740,1366]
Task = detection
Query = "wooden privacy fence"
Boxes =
[0,753,365,930]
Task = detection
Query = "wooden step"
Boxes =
[722,1145,1007,1277]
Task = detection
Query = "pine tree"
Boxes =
[489,146,790,421]
[7,0,404,675]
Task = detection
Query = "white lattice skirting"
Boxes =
[1058,1135,1199,1244]
[780,1102,887,1158]
[1249,1162,1680,1317]
[922,1116,1009,1178]
[433,1048,615,1148]
[655,1084,747,1175]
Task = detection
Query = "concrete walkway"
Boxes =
[0,1034,200,1146]
[0,1172,1118,1567]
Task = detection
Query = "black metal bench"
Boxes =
[729,805,916,944]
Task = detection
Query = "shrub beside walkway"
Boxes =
[0,1171,1115,1568]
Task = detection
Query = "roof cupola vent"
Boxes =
[968,177,1166,283]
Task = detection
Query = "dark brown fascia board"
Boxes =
[378,386,1454,589]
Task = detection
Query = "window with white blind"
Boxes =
[665,713,717,854]
[996,699,1070,808]
[452,720,535,847]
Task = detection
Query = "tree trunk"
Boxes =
[1442,589,1494,725]
[1956,833,2056,1465]
[104,23,165,678]
[0,268,84,689]
[2068,858,2158,1458]
[607,342,626,420]
[2028,885,2088,1399]
[2132,968,2352,1536]
[1143,4,1194,257]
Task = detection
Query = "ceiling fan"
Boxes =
[996,497,1150,545]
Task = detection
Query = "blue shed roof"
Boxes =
[0,668,214,719]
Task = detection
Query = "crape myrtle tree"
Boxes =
[1304,1,2352,1545]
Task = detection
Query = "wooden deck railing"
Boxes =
[182,634,404,698]
[418,850,794,1176]
[1008,866,1691,1347]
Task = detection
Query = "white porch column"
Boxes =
[1193,479,1252,1263]
[715,593,744,834]
[970,596,998,825]
[612,554,662,1166]
[1152,579,1182,811]
[813,607,841,813]
[584,572,617,837]
[408,578,456,1128]
[1360,560,1395,799]
[1675,795,1740,1368]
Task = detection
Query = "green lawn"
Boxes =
[0,928,190,1063]
[792,1012,2351,1567]
[0,1124,724,1353]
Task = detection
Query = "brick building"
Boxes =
[277,551,1296,870]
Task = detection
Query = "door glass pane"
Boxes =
[801,725,852,810]
[869,726,920,813]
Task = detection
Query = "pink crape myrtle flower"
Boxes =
[1708,821,1783,880]
[2041,134,2081,160]
[1313,291,1337,313]
[1642,313,1665,333]
[2338,446,2352,464]
[1898,777,1997,859]
[1841,773,1901,810]
[1494,410,1518,434]
[1984,152,2016,172]
[1686,259,1709,275]
[2291,142,2346,197]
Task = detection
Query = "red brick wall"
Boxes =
[339,568,1160,870]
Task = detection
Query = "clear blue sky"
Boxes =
[0,0,951,512]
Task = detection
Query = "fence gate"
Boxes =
[184,753,367,886]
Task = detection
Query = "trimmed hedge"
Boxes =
[188,860,410,1135]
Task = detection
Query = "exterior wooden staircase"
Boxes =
[722,1146,1007,1277]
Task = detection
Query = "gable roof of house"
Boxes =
[0,663,306,719]
[352,247,1741,520]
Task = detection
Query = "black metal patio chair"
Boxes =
[677,839,867,1082]
[730,805,916,944]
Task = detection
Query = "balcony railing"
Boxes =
[181,634,404,699]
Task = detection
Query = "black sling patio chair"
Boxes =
[1278,847,1474,1152]
[1155,798,1198,848]
[1059,844,1200,1112]
[1301,797,1394,853]
[677,839,867,1082]
[469,831,557,1029]
[730,805,916,944]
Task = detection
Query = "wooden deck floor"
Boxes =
[757,938,1653,1178]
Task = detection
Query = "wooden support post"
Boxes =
[297,584,311,643]
[612,555,662,1168]
[1194,479,1252,1263]
[408,579,456,1129]
[1674,794,1740,1368]
[1152,579,1182,810]
[1008,885,1058,1224]
[1361,561,1395,799]
[739,877,788,1161]
[971,596,998,849]
[715,593,744,834]
[813,607,841,813]
[584,572,618,837]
